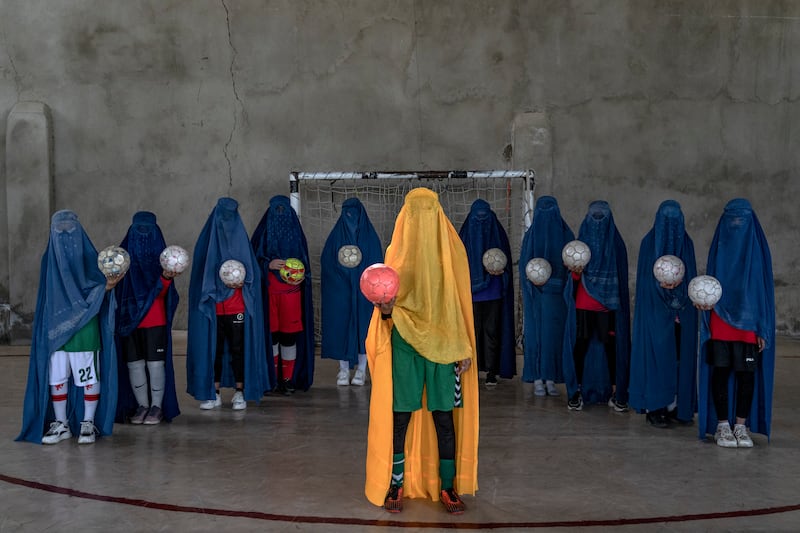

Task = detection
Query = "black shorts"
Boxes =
[706,339,759,372]
[122,325,168,363]
[575,309,615,343]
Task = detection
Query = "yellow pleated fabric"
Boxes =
[365,188,479,506]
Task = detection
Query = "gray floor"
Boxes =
[1,334,799,532]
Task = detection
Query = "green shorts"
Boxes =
[391,327,457,413]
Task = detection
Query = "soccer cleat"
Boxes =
[143,405,163,425]
[351,368,366,386]
[533,380,546,396]
[336,369,350,386]
[78,421,97,444]
[383,485,403,513]
[546,380,560,397]
[282,380,295,396]
[485,373,497,387]
[608,395,629,413]
[42,421,72,445]
[567,391,583,411]
[130,405,149,425]
[199,393,222,410]
[714,423,738,448]
[231,391,246,411]
[646,409,669,428]
[733,424,754,448]
[440,488,466,514]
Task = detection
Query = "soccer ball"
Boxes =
[688,275,723,308]
[482,248,507,272]
[337,245,362,268]
[562,240,591,270]
[653,255,685,286]
[279,258,306,285]
[219,259,246,287]
[525,258,552,286]
[160,245,190,274]
[359,263,400,304]
[97,246,130,277]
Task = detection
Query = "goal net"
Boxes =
[291,170,536,345]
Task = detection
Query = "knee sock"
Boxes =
[83,383,99,422]
[147,361,166,408]
[439,459,456,490]
[281,343,297,381]
[391,453,405,487]
[50,384,68,422]
[127,360,149,407]
[339,360,349,372]
[357,353,367,372]
[272,343,280,378]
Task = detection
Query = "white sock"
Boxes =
[339,360,349,372]
[147,360,166,408]
[127,360,149,407]
[668,396,677,411]
[50,385,68,422]
[281,343,297,361]
[717,421,730,430]
[357,353,367,372]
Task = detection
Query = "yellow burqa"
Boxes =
[364,187,479,506]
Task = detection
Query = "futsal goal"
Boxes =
[290,170,536,345]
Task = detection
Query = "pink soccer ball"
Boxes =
[359,263,400,304]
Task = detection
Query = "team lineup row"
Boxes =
[14,190,773,514]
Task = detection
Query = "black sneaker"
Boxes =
[282,379,295,396]
[608,394,629,412]
[567,391,583,411]
[646,409,669,428]
[485,373,497,387]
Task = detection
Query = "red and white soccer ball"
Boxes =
[482,248,507,272]
[219,259,246,287]
[653,255,685,286]
[688,275,723,308]
[337,245,362,268]
[562,240,591,270]
[160,245,190,274]
[525,258,552,286]
[359,263,400,304]
[98,246,131,277]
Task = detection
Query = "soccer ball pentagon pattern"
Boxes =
[482,248,507,272]
[688,275,723,308]
[562,240,592,270]
[219,259,246,287]
[653,254,686,286]
[337,245,362,268]
[97,246,131,277]
[359,263,400,304]
[279,258,306,285]
[525,258,552,286]
[160,245,190,274]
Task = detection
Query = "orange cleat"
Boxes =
[440,488,466,514]
[384,485,403,513]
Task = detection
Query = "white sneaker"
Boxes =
[337,369,350,386]
[714,423,738,448]
[42,421,72,444]
[199,393,222,410]
[77,421,97,444]
[351,368,366,386]
[533,380,546,397]
[231,391,246,410]
[546,380,560,396]
[733,424,753,448]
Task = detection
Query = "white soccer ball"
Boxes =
[97,246,130,277]
[482,248,507,272]
[688,275,723,308]
[562,240,591,270]
[337,245,362,268]
[219,259,246,287]
[653,255,685,286]
[525,258,552,286]
[160,245,190,274]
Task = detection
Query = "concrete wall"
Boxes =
[1,0,798,339]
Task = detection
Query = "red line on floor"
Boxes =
[2,473,799,528]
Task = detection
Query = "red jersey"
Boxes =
[710,310,757,344]
[573,272,608,312]
[138,277,172,328]
[216,287,245,315]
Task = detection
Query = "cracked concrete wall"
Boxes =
[0,0,798,338]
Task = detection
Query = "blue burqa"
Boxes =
[186,198,271,401]
[459,199,516,378]
[17,210,118,444]
[114,211,180,422]
[251,195,315,391]
[320,198,383,366]
[629,201,697,420]
[698,199,775,439]
[519,196,574,383]
[562,201,631,404]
